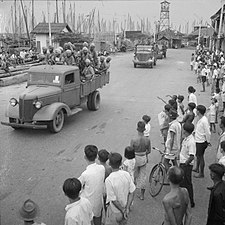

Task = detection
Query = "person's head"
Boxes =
[42,47,47,54]
[168,109,178,121]
[19,199,39,222]
[98,149,109,163]
[220,140,225,154]
[196,105,206,116]
[177,95,184,103]
[84,145,98,162]
[48,45,54,53]
[106,57,111,63]
[90,43,95,50]
[124,146,135,160]
[142,115,151,124]
[85,58,91,66]
[192,53,194,56]
[100,56,105,62]
[137,121,146,133]
[168,99,176,107]
[66,49,72,57]
[188,86,196,94]
[63,178,81,200]
[167,166,184,185]
[188,102,196,111]
[220,116,225,130]
[216,88,220,94]
[63,42,69,50]
[209,163,225,181]
[172,95,177,101]
[183,122,194,137]
[83,42,88,48]
[108,152,122,169]
[164,104,172,114]
[82,47,88,55]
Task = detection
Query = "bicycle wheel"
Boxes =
[149,164,165,197]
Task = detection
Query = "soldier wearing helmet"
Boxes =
[51,48,63,65]
[79,47,92,74]
[48,45,55,65]
[81,58,95,82]
[98,56,107,74]
[105,57,111,71]
[89,43,98,67]
[63,49,75,66]
[38,47,49,64]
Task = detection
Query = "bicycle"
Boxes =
[149,147,175,197]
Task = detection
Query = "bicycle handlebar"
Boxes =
[152,147,175,157]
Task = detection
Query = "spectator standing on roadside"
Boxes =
[79,145,105,225]
[98,149,112,180]
[18,199,46,225]
[216,116,225,161]
[63,178,93,225]
[208,98,217,133]
[179,123,196,208]
[206,163,225,225]
[190,53,195,71]
[130,121,151,200]
[105,152,135,225]
[193,105,211,178]
[142,115,151,138]
[162,166,192,225]
[182,103,196,124]
[221,76,225,112]
[177,95,185,123]
[218,141,225,167]
[164,110,182,172]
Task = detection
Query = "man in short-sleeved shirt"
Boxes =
[179,123,196,208]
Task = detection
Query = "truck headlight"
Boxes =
[9,98,18,107]
[33,100,42,109]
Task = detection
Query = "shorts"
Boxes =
[196,142,208,157]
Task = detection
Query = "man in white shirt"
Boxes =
[164,109,182,172]
[193,105,211,178]
[179,123,196,208]
[79,145,105,225]
[105,152,135,225]
[63,178,93,225]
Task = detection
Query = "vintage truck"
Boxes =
[1,65,110,133]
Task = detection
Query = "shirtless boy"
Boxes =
[162,166,192,225]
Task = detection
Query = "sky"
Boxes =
[0,0,222,34]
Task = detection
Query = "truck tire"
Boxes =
[9,117,21,130]
[48,109,64,133]
[87,91,100,111]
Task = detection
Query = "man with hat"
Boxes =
[19,199,46,225]
[164,109,182,173]
[206,163,225,225]
[130,121,151,200]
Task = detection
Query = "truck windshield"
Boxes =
[28,72,61,85]
[136,46,152,52]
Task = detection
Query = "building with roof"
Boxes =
[157,28,184,48]
[211,4,225,51]
[31,23,73,53]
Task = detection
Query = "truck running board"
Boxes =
[70,107,83,116]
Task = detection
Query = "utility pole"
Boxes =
[56,0,59,23]
[47,0,52,46]
[32,0,34,30]
[20,0,30,44]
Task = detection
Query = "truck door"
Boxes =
[62,72,80,107]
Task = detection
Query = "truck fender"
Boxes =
[5,104,19,119]
[33,102,71,121]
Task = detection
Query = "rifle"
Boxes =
[157,96,167,105]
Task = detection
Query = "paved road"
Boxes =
[0,49,218,225]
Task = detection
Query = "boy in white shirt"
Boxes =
[63,178,93,225]
[219,140,225,167]
[142,114,151,137]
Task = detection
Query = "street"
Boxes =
[0,48,218,225]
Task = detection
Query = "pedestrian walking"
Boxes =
[130,121,151,200]
[206,163,225,225]
[162,166,192,225]
[63,178,94,225]
[193,105,211,178]
[164,110,182,172]
[179,123,196,208]
[105,152,136,225]
[79,145,105,225]
[18,199,46,225]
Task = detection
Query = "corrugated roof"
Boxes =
[31,23,73,34]
[189,27,216,37]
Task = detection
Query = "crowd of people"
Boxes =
[0,42,111,82]
[15,44,225,225]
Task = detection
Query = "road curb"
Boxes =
[0,73,28,87]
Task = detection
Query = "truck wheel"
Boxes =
[9,117,21,130]
[48,109,64,133]
[87,91,100,111]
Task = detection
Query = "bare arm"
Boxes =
[162,199,178,225]
[169,131,175,151]
[184,191,192,225]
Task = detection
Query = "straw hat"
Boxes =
[19,199,40,221]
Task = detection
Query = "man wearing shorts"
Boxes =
[193,105,211,178]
